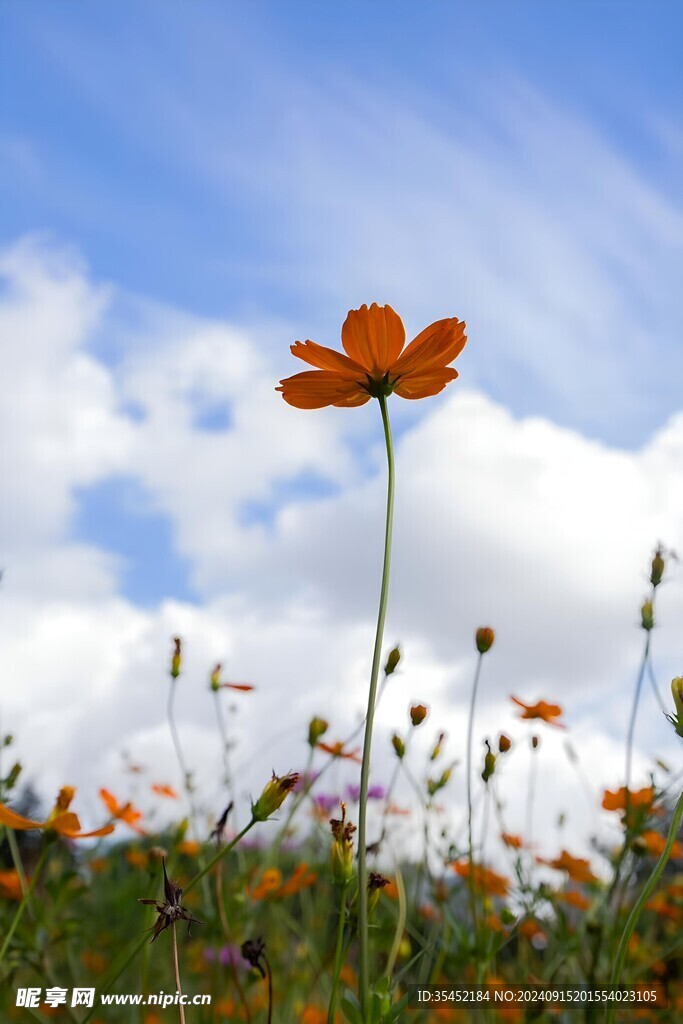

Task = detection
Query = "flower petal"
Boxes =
[341,303,405,377]
[0,802,47,830]
[277,370,370,409]
[61,823,116,839]
[392,318,467,377]
[393,367,458,400]
[290,340,366,377]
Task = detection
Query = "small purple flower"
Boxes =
[346,784,385,802]
[313,793,340,814]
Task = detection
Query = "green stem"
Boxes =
[358,393,395,1018]
[466,652,484,941]
[0,840,49,967]
[605,787,683,1024]
[328,883,350,1024]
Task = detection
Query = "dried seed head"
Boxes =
[241,937,267,978]
[138,859,202,943]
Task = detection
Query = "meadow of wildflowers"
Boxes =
[1,303,682,1023]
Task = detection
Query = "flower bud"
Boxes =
[391,734,405,759]
[641,600,654,632]
[531,735,540,750]
[330,803,356,886]
[427,767,452,797]
[667,676,683,739]
[251,771,300,822]
[171,637,182,679]
[210,663,221,691]
[384,646,401,676]
[476,627,495,654]
[410,704,428,727]
[307,717,329,747]
[650,549,665,588]
[430,731,446,761]
[498,734,511,754]
[481,742,496,783]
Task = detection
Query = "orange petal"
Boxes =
[61,823,116,839]
[392,318,466,377]
[220,683,255,692]
[393,367,458,399]
[341,303,405,377]
[99,788,120,816]
[0,802,47,830]
[290,340,366,377]
[276,370,370,409]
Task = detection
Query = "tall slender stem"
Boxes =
[171,924,186,1024]
[466,652,484,940]
[358,393,395,1017]
[328,883,350,1024]
[605,788,683,1024]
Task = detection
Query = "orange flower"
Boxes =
[537,850,597,884]
[511,696,565,727]
[556,889,591,911]
[250,867,283,901]
[151,784,179,799]
[602,786,655,813]
[501,832,524,849]
[176,839,200,856]
[278,862,317,897]
[277,303,467,409]
[0,869,24,900]
[451,861,509,897]
[0,787,114,839]
[639,830,683,859]
[317,740,362,763]
[99,789,146,834]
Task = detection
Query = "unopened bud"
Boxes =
[391,734,405,759]
[667,677,683,739]
[410,704,428,727]
[476,627,495,654]
[430,731,446,761]
[641,600,654,632]
[531,735,540,750]
[498,734,511,753]
[210,663,221,691]
[251,771,300,822]
[308,717,329,747]
[650,549,665,588]
[427,767,452,797]
[384,646,401,676]
[481,742,496,783]
[171,637,182,679]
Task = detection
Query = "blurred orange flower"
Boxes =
[278,862,317,897]
[602,786,655,812]
[250,867,283,900]
[0,787,114,839]
[451,861,509,896]
[277,303,467,409]
[537,850,597,884]
[317,740,362,763]
[0,869,24,900]
[556,889,591,911]
[511,696,565,727]
[640,830,683,859]
[501,832,524,849]
[151,784,179,799]
[99,789,146,834]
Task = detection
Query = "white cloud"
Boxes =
[1,236,681,869]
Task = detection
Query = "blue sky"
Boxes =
[1,2,682,847]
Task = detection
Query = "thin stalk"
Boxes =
[624,631,651,819]
[328,883,350,1024]
[358,392,395,1018]
[605,788,683,1024]
[263,952,274,1024]
[0,840,49,967]
[167,676,211,906]
[171,924,186,1024]
[466,652,484,940]
[213,688,235,800]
